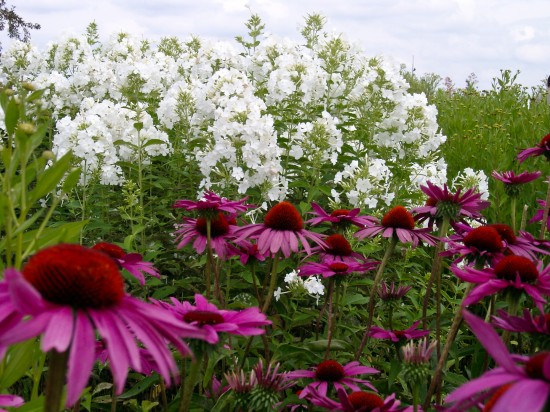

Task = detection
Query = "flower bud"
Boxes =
[22,82,35,91]
[42,150,55,160]
[18,122,37,135]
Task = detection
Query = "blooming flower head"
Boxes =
[368,321,430,343]
[235,240,267,265]
[174,212,238,260]
[530,199,550,232]
[234,201,327,258]
[91,242,161,286]
[286,360,379,399]
[355,206,438,248]
[517,133,550,163]
[307,388,406,412]
[316,234,371,264]
[488,223,550,259]
[450,255,550,311]
[378,282,412,302]
[298,260,378,279]
[412,181,490,228]
[0,244,207,407]
[443,224,504,266]
[492,309,550,336]
[173,190,253,217]
[153,293,271,345]
[445,310,550,412]
[491,170,541,196]
[306,202,376,229]
[0,394,24,412]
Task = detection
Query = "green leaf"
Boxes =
[141,138,168,148]
[0,339,37,388]
[4,97,20,135]
[29,152,73,204]
[61,166,82,193]
[118,374,159,399]
[14,396,45,412]
[26,88,46,102]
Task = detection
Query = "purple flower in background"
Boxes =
[0,394,24,412]
[355,206,438,248]
[442,224,504,266]
[307,388,407,412]
[530,199,550,232]
[314,234,371,264]
[368,321,430,343]
[492,309,550,335]
[298,260,378,279]
[517,133,550,163]
[492,170,542,185]
[0,244,206,408]
[173,190,253,215]
[286,360,379,399]
[378,282,412,301]
[445,310,550,412]
[307,202,375,228]
[153,293,271,345]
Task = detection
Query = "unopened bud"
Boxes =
[42,150,55,160]
[22,82,35,91]
[18,122,37,135]
[3,88,15,96]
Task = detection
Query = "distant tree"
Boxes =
[0,0,40,54]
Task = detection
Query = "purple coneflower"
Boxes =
[0,244,207,408]
[173,190,253,215]
[355,206,438,247]
[315,234,370,264]
[286,360,379,398]
[411,181,490,228]
[378,282,412,302]
[492,309,550,335]
[0,394,24,412]
[530,199,550,232]
[442,224,504,266]
[234,201,327,258]
[450,255,550,311]
[445,310,550,412]
[307,202,375,228]
[91,242,161,285]
[235,240,267,265]
[491,170,541,196]
[298,260,378,279]
[174,212,238,260]
[307,388,406,412]
[368,321,430,343]
[401,338,437,365]
[517,133,550,163]
[153,293,271,345]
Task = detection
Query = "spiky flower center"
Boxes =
[494,255,539,282]
[381,206,415,230]
[525,352,550,381]
[92,242,126,259]
[435,200,461,220]
[482,384,513,412]
[325,234,353,256]
[314,360,345,382]
[463,226,503,253]
[196,212,230,237]
[329,262,350,273]
[487,224,516,244]
[23,244,124,308]
[541,133,550,160]
[264,201,303,231]
[183,310,225,326]
[535,314,550,331]
[347,392,384,411]
[330,209,350,218]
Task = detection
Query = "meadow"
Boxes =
[0,14,549,412]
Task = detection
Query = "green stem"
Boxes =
[324,278,335,360]
[44,349,69,412]
[261,252,280,313]
[179,354,203,412]
[539,178,550,239]
[510,196,517,234]
[355,237,398,360]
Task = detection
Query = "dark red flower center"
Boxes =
[539,133,550,148]
[426,197,438,207]
[183,310,225,326]
[494,255,539,282]
[482,383,513,412]
[463,226,503,253]
[196,212,230,237]
[92,242,126,259]
[394,330,406,339]
[314,360,345,381]
[524,352,550,381]
[347,392,384,411]
[329,262,350,273]
[381,206,415,230]
[264,201,303,231]
[534,314,550,331]
[487,224,516,244]
[330,209,350,218]
[23,244,125,308]
[325,234,353,256]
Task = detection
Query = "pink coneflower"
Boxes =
[174,212,238,259]
[235,240,267,265]
[91,242,161,286]
[517,133,550,163]
[234,201,327,258]
[0,394,24,412]
[412,181,490,228]
[152,293,271,345]
[315,234,370,264]
[368,321,430,343]
[355,206,438,248]
[401,338,436,365]
[307,202,375,228]
[530,199,550,231]
[0,244,207,408]
[298,260,378,279]
[442,224,504,266]
[286,360,379,399]
[173,190,253,215]
[491,309,550,335]
[307,388,406,412]
[492,170,542,196]
[450,255,550,311]
[445,310,550,412]
[378,282,412,301]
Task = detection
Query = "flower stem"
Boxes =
[179,355,203,412]
[539,177,550,239]
[324,278,335,360]
[44,349,69,412]
[510,196,517,233]
[261,252,280,313]
[355,237,398,360]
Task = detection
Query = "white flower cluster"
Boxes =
[1,19,448,206]
[274,270,325,305]
[451,167,490,200]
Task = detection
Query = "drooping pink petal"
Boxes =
[5,268,47,315]
[41,306,75,353]
[445,370,519,403]
[493,379,550,412]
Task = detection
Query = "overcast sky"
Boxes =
[3,0,550,90]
